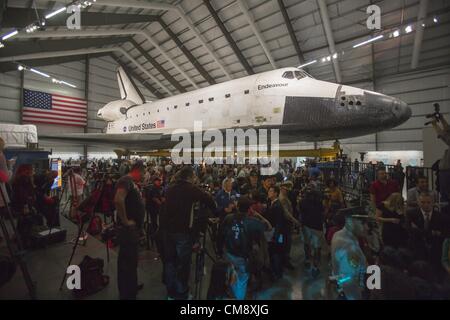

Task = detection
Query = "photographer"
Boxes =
[162,166,216,300]
[114,162,146,300]
[216,196,265,300]
[430,110,450,202]
[145,176,165,234]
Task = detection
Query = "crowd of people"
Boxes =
[60,156,450,300]
[1,136,450,299]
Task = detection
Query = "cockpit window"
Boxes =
[282,71,294,79]
[282,70,312,80]
[294,71,307,80]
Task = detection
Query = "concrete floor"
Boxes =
[0,214,330,300]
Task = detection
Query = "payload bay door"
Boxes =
[229,90,252,126]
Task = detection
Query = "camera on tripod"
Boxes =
[192,201,213,238]
[425,103,442,125]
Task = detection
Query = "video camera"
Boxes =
[199,183,214,195]
[425,103,442,125]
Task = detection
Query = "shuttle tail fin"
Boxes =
[116,66,145,105]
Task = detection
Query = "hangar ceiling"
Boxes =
[0,0,449,98]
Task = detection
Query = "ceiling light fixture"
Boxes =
[353,34,384,48]
[60,81,77,88]
[298,60,317,68]
[2,30,19,41]
[45,7,66,19]
[405,25,413,33]
[30,68,50,78]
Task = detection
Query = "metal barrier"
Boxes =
[317,161,438,201]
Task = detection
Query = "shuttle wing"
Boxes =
[39,132,169,150]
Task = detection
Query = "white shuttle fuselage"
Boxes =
[98,67,411,144]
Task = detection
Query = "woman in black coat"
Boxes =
[376,192,407,249]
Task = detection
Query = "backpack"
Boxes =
[73,255,109,298]
[225,214,249,258]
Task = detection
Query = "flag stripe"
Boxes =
[52,102,87,110]
[52,98,87,106]
[23,114,87,123]
[23,108,87,119]
[52,93,86,102]
[52,106,87,115]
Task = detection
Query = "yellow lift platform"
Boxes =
[115,141,342,160]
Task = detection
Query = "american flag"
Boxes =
[22,89,87,127]
[156,120,165,128]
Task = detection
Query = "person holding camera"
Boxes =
[217,196,265,300]
[430,111,450,202]
[162,166,216,300]
[114,162,146,300]
[145,176,165,235]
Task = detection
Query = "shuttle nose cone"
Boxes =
[392,99,411,123]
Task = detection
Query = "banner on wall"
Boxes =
[22,89,87,127]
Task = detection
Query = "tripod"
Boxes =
[0,183,36,299]
[60,171,78,219]
[193,223,217,300]
[58,177,107,291]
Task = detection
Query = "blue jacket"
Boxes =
[215,189,238,218]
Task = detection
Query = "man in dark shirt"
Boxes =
[145,176,165,234]
[240,170,260,195]
[162,166,216,300]
[217,197,264,299]
[258,175,274,204]
[298,187,325,278]
[114,162,146,299]
[266,186,289,280]
[406,192,449,273]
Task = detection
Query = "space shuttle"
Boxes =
[41,66,411,151]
